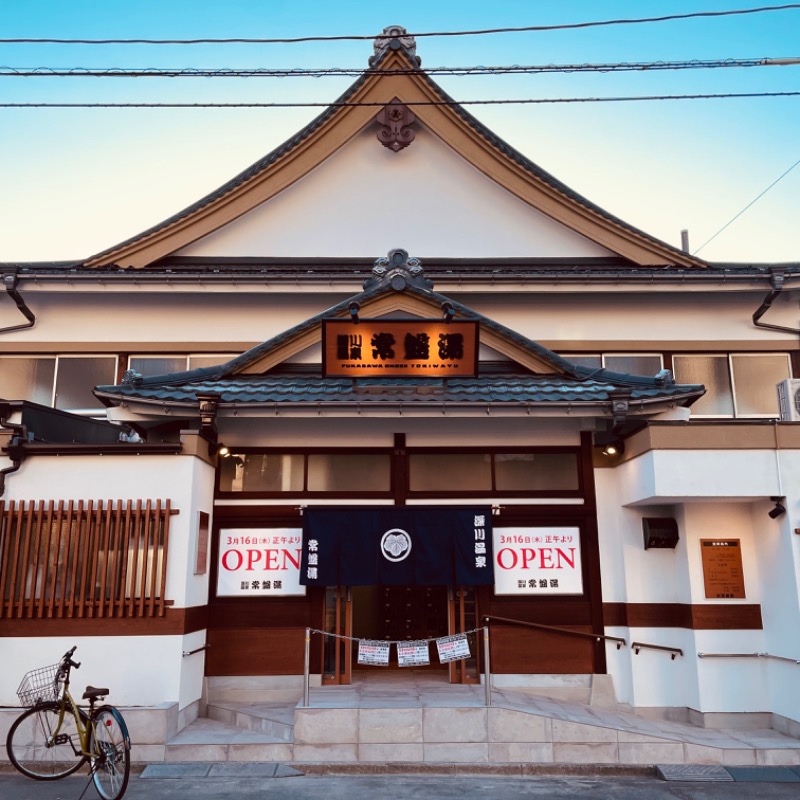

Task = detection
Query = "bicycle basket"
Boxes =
[16,663,60,707]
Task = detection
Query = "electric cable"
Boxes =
[2,92,798,108]
[2,58,798,78]
[693,158,800,254]
[1,4,799,45]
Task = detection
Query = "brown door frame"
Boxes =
[321,585,352,685]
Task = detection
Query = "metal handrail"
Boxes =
[698,651,800,664]
[483,615,626,649]
[182,644,209,657]
[631,641,683,660]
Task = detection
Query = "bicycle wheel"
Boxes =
[6,701,87,779]
[89,706,130,800]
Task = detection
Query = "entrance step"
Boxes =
[206,702,295,742]
[165,673,800,766]
[165,717,293,763]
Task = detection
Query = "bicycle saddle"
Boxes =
[82,686,109,700]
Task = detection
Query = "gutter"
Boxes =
[752,268,800,336]
[1,272,36,335]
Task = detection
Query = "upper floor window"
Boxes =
[569,354,664,376]
[0,355,116,410]
[128,354,235,378]
[673,353,791,418]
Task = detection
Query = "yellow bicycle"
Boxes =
[6,646,131,800]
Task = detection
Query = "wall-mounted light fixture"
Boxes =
[441,301,455,324]
[348,301,360,324]
[594,430,625,457]
[208,441,231,459]
[768,496,786,519]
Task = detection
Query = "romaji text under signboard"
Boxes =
[217,528,306,597]
[323,319,478,377]
[492,527,583,595]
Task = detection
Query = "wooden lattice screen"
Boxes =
[0,499,175,620]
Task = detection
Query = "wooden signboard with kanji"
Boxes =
[323,319,478,377]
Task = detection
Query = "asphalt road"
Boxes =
[2,772,800,800]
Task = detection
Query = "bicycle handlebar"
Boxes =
[61,645,81,672]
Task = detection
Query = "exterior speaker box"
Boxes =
[642,518,679,549]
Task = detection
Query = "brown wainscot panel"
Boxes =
[0,606,208,637]
[489,626,594,674]
[603,603,762,630]
[206,627,306,675]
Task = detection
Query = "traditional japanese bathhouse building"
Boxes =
[1,27,799,739]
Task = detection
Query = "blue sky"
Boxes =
[0,0,797,263]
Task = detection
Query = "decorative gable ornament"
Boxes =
[376,99,416,152]
[364,248,432,292]
[369,25,421,67]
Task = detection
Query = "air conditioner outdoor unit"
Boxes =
[777,379,800,421]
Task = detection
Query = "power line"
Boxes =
[2,58,799,78]
[2,92,798,108]
[693,158,800,254]
[2,4,799,45]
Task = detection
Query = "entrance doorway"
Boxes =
[322,584,480,685]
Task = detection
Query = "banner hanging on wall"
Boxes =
[217,528,306,597]
[492,527,583,595]
[302,507,493,587]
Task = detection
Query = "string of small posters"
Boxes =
[309,627,480,668]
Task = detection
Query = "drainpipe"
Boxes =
[0,404,27,497]
[752,268,800,336]
[1,272,36,335]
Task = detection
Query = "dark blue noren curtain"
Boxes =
[301,506,493,586]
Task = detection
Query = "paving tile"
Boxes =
[140,763,212,778]
[656,765,733,781]
[208,763,279,777]
[726,766,800,782]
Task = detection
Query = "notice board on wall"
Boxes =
[700,539,745,599]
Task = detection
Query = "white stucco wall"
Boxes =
[3,285,793,354]
[1,449,216,709]
[597,452,800,721]
[175,126,616,260]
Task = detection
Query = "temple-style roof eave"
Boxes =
[5,260,799,289]
[74,44,710,270]
[96,394,702,417]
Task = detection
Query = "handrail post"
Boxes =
[303,627,311,708]
[483,625,491,707]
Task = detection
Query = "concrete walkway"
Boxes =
[164,671,800,766]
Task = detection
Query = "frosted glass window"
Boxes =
[128,356,187,377]
[219,453,305,493]
[308,454,390,491]
[495,453,579,491]
[54,357,117,410]
[568,355,602,369]
[410,453,491,492]
[0,357,55,404]
[673,355,734,416]
[731,354,791,416]
[189,355,236,369]
[604,355,663,377]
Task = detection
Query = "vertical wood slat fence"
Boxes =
[0,499,175,620]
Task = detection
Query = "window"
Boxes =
[218,452,391,494]
[408,451,579,494]
[128,354,236,378]
[673,353,791,417]
[54,356,117,409]
[0,356,55,404]
[567,354,663,376]
[0,355,115,409]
